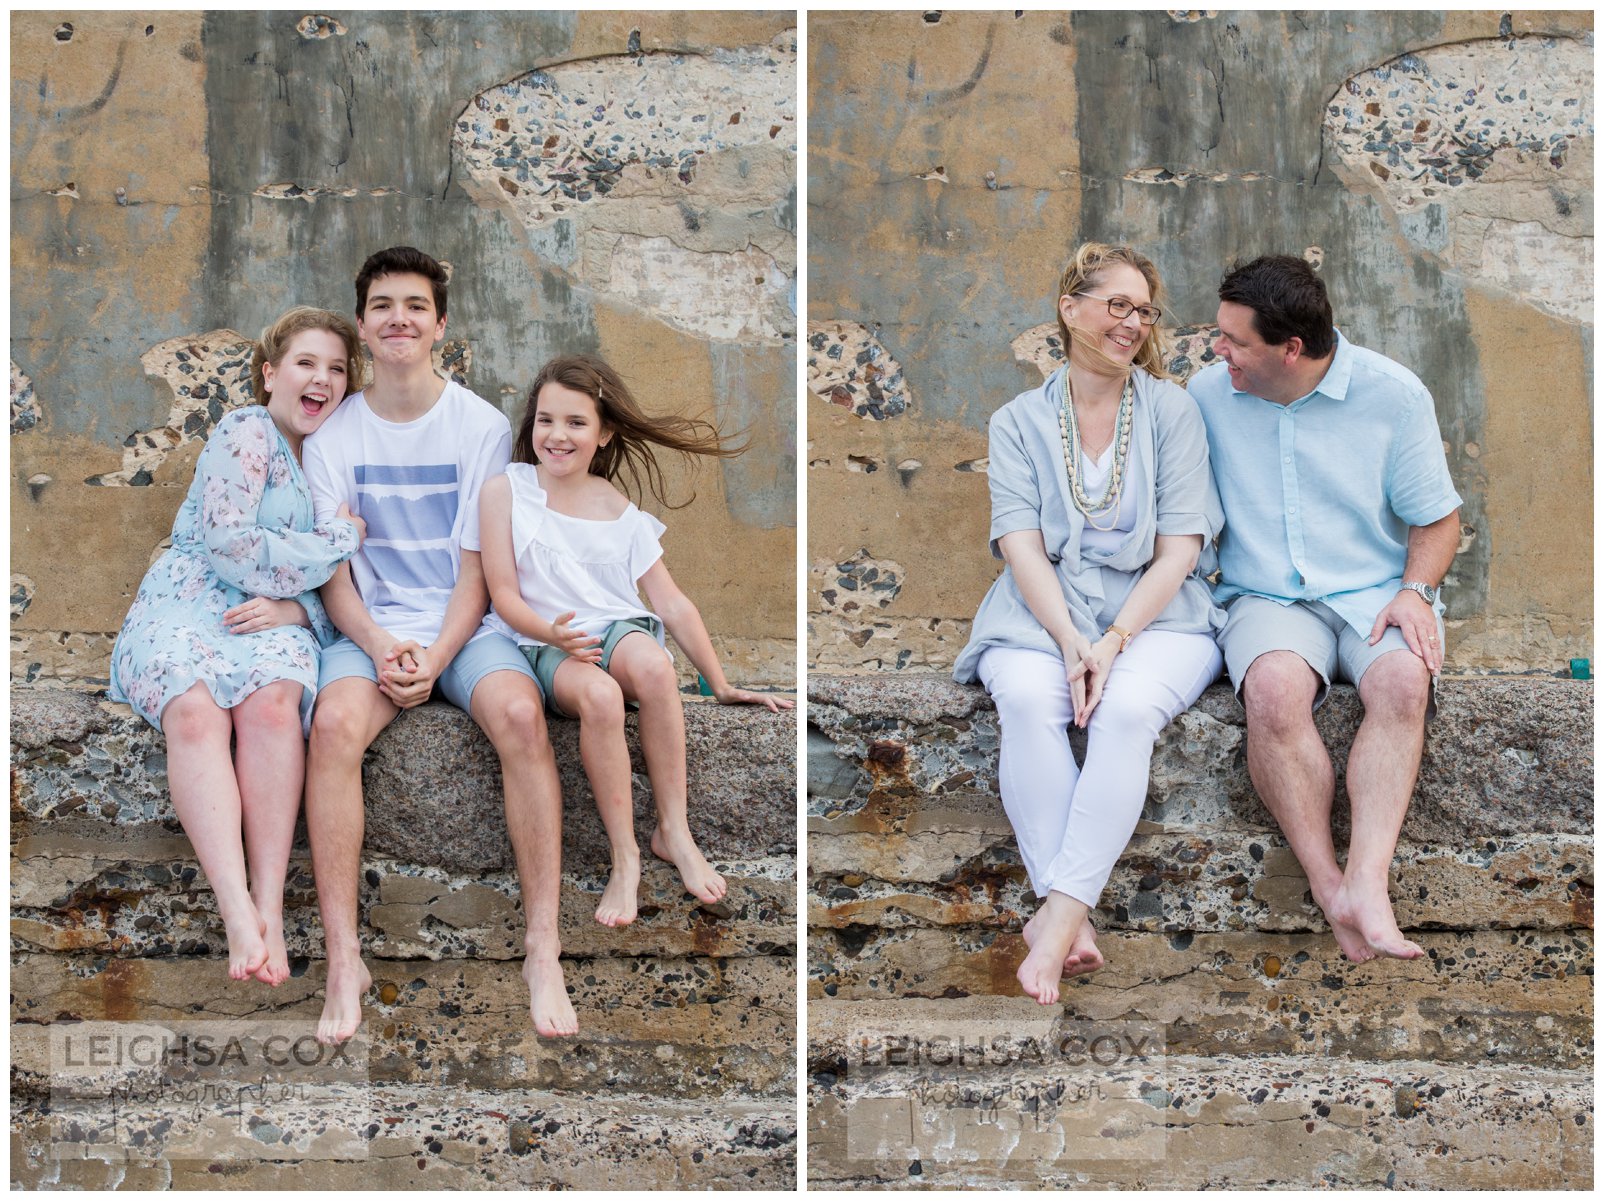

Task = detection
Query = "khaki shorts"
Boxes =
[1218,595,1439,715]
[520,616,664,717]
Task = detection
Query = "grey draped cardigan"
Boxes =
[952,366,1225,683]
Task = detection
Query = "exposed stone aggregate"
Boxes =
[806,321,911,419]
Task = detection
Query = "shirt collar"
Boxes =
[1310,329,1352,402]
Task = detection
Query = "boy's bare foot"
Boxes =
[522,951,578,1037]
[595,848,641,927]
[317,954,372,1045]
[1327,878,1423,960]
[222,906,270,982]
[1061,920,1105,978]
[650,824,726,904]
[253,913,291,986]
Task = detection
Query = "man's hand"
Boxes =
[1370,589,1443,675]
[549,612,603,664]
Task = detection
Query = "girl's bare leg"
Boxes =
[607,634,725,903]
[232,680,307,985]
[553,659,640,926]
[161,684,267,981]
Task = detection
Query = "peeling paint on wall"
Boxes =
[1009,323,1223,384]
[12,576,36,619]
[806,322,910,419]
[603,235,789,341]
[12,362,42,434]
[252,183,401,201]
[295,14,346,40]
[1326,36,1593,320]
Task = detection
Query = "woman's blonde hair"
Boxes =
[250,306,366,403]
[1055,243,1171,381]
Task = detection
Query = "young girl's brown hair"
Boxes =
[514,354,743,509]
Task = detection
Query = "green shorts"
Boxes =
[520,616,664,717]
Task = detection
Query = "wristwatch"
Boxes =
[1400,581,1438,605]
[1107,624,1134,653]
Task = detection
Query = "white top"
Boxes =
[1075,445,1141,554]
[304,379,511,646]
[484,462,670,654]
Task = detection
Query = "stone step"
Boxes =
[807,832,1591,934]
[13,688,797,869]
[11,849,794,961]
[12,953,794,1099]
[806,927,1592,1068]
[805,1054,1591,1189]
[11,1083,795,1189]
[808,676,1592,840]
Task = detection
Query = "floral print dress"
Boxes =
[108,406,360,733]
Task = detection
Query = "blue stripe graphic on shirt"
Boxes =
[362,543,457,592]
[358,490,459,543]
[355,463,459,486]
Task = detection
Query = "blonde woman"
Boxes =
[953,244,1224,1004]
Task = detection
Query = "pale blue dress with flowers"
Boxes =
[108,406,361,733]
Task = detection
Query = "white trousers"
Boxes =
[978,631,1222,907]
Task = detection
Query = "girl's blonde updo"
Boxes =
[249,306,366,403]
[1055,243,1171,381]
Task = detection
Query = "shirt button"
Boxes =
[1288,507,1297,515]
[1284,457,1291,464]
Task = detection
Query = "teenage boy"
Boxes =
[303,246,576,1041]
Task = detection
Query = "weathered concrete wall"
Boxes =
[807,11,1592,674]
[12,11,797,688]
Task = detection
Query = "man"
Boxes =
[1190,255,1462,963]
[303,246,576,1040]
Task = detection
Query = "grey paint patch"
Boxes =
[711,342,796,530]
[12,362,42,434]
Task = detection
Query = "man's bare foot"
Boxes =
[1311,884,1379,963]
[1061,920,1105,978]
[1327,878,1423,960]
[1023,908,1104,978]
[253,913,291,986]
[522,951,578,1037]
[317,954,372,1045]
[595,848,641,927]
[650,824,726,904]
[221,906,269,982]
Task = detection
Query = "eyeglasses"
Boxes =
[1072,293,1163,326]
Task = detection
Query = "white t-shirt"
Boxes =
[1076,445,1140,554]
[483,462,669,655]
[304,379,511,646]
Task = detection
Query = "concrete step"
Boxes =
[808,831,1591,935]
[13,687,797,870]
[806,1054,1591,1188]
[13,952,794,1099]
[12,1083,795,1189]
[11,844,794,961]
[807,927,1592,1068]
[808,675,1592,840]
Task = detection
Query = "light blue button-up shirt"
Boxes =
[1189,330,1462,635]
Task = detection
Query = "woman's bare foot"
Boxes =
[522,947,578,1037]
[650,824,726,904]
[221,905,269,982]
[1061,920,1105,978]
[1327,878,1423,960]
[253,912,291,986]
[595,848,641,927]
[1015,891,1092,1005]
[317,954,372,1045]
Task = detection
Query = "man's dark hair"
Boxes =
[354,246,449,319]
[1218,255,1334,359]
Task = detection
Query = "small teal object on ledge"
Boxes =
[1569,658,1590,680]
[698,674,714,696]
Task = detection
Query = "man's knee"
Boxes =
[1242,652,1320,735]
[1360,651,1431,722]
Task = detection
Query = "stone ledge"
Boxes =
[12,953,795,1099]
[808,675,1593,839]
[807,1056,1591,1189]
[11,1086,796,1190]
[806,927,1592,1068]
[10,853,795,961]
[12,687,797,869]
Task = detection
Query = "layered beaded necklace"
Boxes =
[1057,370,1134,531]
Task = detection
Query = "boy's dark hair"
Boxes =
[354,246,449,318]
[1217,255,1334,359]
[514,354,744,509]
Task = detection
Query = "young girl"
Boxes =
[479,354,792,927]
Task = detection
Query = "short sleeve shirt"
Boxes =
[1189,330,1462,634]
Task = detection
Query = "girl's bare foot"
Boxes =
[317,954,372,1045]
[253,913,291,986]
[221,906,269,982]
[650,824,726,904]
[595,848,641,927]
